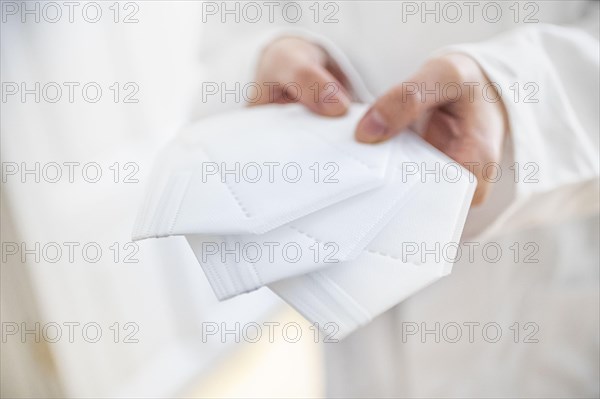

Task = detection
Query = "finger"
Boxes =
[248,84,287,107]
[355,58,460,143]
[423,109,494,206]
[291,63,351,117]
[326,58,354,100]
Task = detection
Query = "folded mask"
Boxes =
[132,102,476,339]
[132,103,392,240]
[185,134,424,300]
[269,137,476,339]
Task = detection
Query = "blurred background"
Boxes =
[1,2,325,397]
[2,1,599,398]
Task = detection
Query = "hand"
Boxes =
[252,36,351,116]
[355,54,508,205]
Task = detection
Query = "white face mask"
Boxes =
[133,103,475,338]
[269,138,476,339]
[132,104,391,240]
[185,134,423,300]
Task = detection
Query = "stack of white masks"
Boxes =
[133,103,476,338]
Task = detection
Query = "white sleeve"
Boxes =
[438,5,600,239]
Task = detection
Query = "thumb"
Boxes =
[355,59,453,143]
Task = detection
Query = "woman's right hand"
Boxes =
[252,36,351,116]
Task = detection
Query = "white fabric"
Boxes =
[270,134,475,337]
[196,1,599,397]
[134,103,474,305]
[132,104,391,239]
[185,132,446,299]
[184,130,418,299]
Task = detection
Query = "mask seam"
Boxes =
[153,175,184,237]
[197,143,253,220]
[200,252,226,300]
[362,183,429,261]
[280,279,354,334]
[166,172,193,236]
[132,173,157,239]
[295,289,351,334]
[223,236,247,295]
[345,177,420,258]
[308,272,371,327]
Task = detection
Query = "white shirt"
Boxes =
[197,1,599,396]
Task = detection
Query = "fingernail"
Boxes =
[356,109,387,141]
